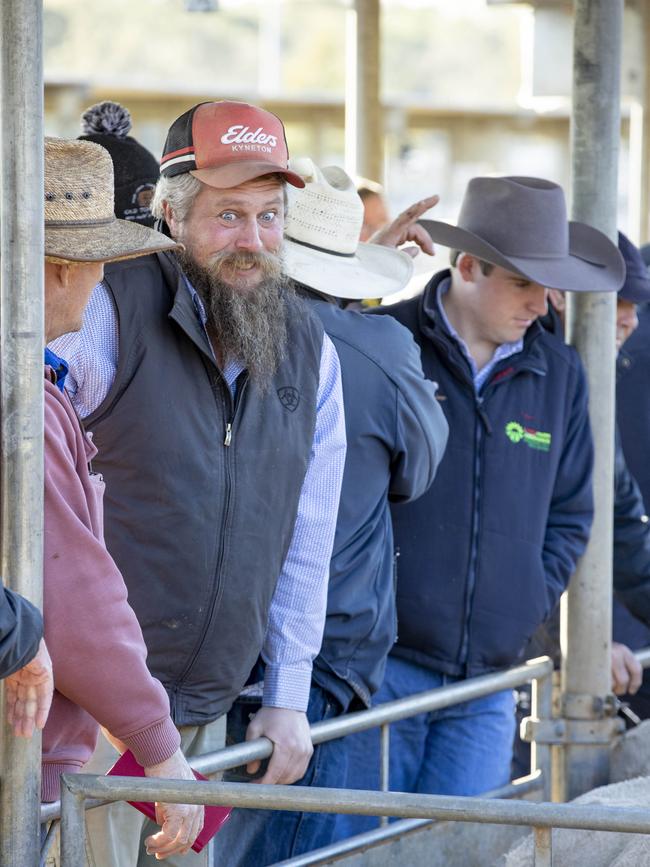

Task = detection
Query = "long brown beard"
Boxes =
[176,248,300,391]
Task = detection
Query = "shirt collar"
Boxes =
[44,347,69,392]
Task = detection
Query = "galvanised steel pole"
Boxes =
[344,0,382,182]
[563,0,623,801]
[0,0,45,864]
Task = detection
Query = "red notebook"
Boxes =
[107,750,232,853]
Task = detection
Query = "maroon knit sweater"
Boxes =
[41,371,180,801]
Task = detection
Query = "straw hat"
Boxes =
[418,176,624,293]
[283,158,413,300]
[45,137,179,264]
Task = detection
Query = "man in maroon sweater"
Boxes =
[41,136,203,862]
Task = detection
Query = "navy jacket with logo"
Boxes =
[373,270,594,676]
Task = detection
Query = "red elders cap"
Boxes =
[160,101,305,189]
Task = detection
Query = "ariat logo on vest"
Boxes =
[277,386,300,412]
[505,421,551,452]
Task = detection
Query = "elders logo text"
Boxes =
[221,125,278,154]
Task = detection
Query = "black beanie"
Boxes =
[78,101,159,228]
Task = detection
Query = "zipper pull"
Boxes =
[224,422,232,447]
[476,399,493,435]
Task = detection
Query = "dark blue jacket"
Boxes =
[0,588,42,679]
[537,304,650,652]
[617,303,650,510]
[614,309,650,648]
[612,430,650,647]
[307,295,448,709]
[374,270,594,676]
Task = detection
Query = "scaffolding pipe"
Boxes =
[345,0,382,182]
[563,0,623,801]
[0,1,45,864]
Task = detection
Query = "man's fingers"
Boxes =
[189,805,204,848]
[258,747,291,785]
[369,194,439,250]
[403,224,435,257]
[627,657,643,695]
[145,812,181,852]
[257,742,310,785]
[35,687,51,730]
[145,807,198,859]
[611,652,628,695]
[630,659,643,695]
[611,644,642,695]
[395,194,440,224]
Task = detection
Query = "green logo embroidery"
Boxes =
[505,421,551,452]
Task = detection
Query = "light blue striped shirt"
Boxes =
[50,279,346,712]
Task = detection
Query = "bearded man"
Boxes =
[49,100,346,867]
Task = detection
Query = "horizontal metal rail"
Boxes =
[53,648,650,865]
[60,775,650,834]
[635,647,650,668]
[272,774,545,867]
[42,655,554,823]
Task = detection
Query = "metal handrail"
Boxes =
[272,774,545,867]
[274,646,650,866]
[41,655,554,823]
[49,648,650,865]
[59,775,650,866]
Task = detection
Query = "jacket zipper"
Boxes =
[458,395,489,666]
[459,364,545,669]
[172,373,249,692]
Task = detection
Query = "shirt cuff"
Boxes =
[262,664,312,712]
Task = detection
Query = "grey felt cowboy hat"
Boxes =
[45,137,179,263]
[419,176,625,293]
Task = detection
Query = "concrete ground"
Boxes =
[504,776,650,866]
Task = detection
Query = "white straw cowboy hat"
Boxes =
[419,176,625,293]
[283,158,413,300]
[45,137,179,263]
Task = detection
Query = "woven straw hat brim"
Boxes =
[284,239,413,300]
[418,219,625,294]
[45,218,180,264]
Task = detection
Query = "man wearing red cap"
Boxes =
[51,101,346,867]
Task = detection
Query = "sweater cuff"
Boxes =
[121,717,181,768]
[42,760,84,803]
[262,665,312,712]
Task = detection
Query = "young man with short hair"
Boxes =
[338,175,624,837]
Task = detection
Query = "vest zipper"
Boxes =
[173,374,249,690]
